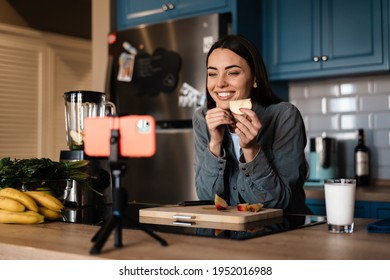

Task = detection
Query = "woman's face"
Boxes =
[207,48,256,110]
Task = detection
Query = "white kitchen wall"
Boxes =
[289,74,390,181]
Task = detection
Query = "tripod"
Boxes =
[90,128,168,255]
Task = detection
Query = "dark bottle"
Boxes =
[354,129,370,186]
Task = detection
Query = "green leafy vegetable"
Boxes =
[0,157,90,189]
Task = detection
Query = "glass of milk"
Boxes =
[324,178,356,233]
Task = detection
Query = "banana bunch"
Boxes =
[0,188,64,224]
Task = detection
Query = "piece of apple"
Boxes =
[214,194,228,210]
[247,203,264,212]
[229,98,252,115]
[237,203,249,211]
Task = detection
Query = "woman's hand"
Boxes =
[232,108,262,162]
[205,107,233,156]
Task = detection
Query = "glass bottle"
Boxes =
[354,129,370,186]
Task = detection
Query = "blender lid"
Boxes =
[64,90,106,103]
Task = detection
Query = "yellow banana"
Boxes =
[25,191,64,211]
[0,196,26,212]
[38,206,62,220]
[0,209,44,224]
[0,188,38,212]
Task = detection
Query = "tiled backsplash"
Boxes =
[289,74,390,180]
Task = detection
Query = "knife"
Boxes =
[177,200,214,206]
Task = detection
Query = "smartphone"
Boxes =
[83,115,156,158]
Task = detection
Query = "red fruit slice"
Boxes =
[214,194,228,210]
[237,203,264,212]
[237,203,249,211]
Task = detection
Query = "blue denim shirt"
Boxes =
[193,101,311,214]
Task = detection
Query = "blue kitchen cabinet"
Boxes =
[354,201,370,218]
[371,202,390,219]
[112,0,262,53]
[306,198,390,219]
[262,0,389,81]
[116,0,231,30]
[306,198,326,216]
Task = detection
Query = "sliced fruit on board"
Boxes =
[214,194,228,210]
[237,203,264,212]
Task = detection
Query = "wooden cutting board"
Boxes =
[139,205,283,224]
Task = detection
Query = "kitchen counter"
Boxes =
[0,218,389,260]
[305,184,390,202]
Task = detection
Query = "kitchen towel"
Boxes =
[367,217,390,233]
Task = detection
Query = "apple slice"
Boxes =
[237,203,264,212]
[237,203,249,211]
[229,98,252,115]
[247,203,264,212]
[214,194,228,210]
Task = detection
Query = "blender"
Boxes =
[60,90,116,208]
[306,135,338,186]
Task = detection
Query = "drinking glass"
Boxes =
[324,178,356,233]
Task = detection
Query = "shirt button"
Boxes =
[233,187,237,190]
[241,188,245,192]
[245,173,250,177]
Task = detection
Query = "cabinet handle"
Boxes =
[162,3,175,11]
[313,56,320,62]
[321,55,328,61]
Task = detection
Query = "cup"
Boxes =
[64,90,116,150]
[324,178,356,233]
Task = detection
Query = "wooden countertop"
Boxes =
[305,185,390,202]
[0,218,389,260]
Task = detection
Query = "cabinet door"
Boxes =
[370,202,390,219]
[321,0,384,70]
[117,0,229,29]
[262,0,389,80]
[117,0,174,29]
[354,201,370,218]
[305,198,326,215]
[262,0,321,76]
[175,0,229,16]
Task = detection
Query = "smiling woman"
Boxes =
[193,35,311,214]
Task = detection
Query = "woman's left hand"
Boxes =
[232,108,262,161]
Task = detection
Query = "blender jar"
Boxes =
[64,90,116,150]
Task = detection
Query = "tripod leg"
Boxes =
[115,218,123,248]
[90,216,117,255]
[91,224,104,242]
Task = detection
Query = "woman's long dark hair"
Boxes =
[206,35,281,109]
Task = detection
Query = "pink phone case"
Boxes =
[84,115,156,158]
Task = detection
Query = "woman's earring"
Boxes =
[253,82,257,88]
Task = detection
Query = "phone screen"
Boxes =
[83,115,156,158]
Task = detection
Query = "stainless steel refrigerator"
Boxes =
[107,13,231,204]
